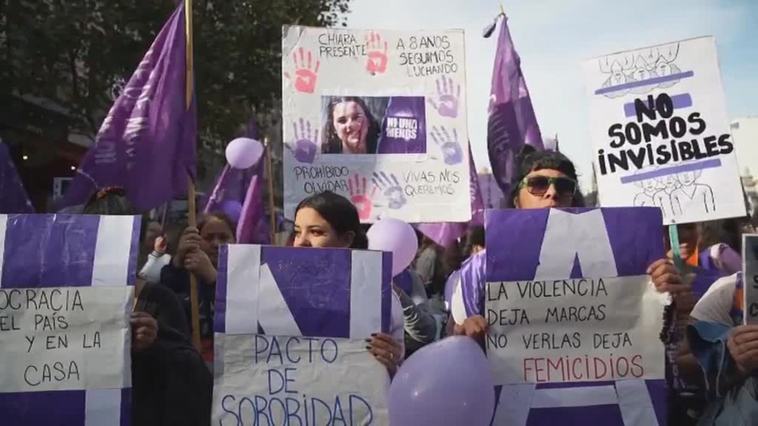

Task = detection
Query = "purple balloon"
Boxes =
[225,137,264,169]
[219,200,242,223]
[367,218,418,277]
[389,336,495,426]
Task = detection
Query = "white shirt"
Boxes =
[690,273,739,327]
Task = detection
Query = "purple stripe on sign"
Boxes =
[620,158,722,184]
[535,380,616,389]
[2,214,100,288]
[595,70,694,95]
[120,388,131,426]
[646,379,668,425]
[214,244,229,333]
[602,208,664,276]
[126,216,141,286]
[381,251,392,333]
[527,404,623,425]
[623,93,693,117]
[261,246,351,338]
[0,390,86,425]
[485,209,550,281]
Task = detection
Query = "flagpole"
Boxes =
[264,136,277,245]
[184,0,202,352]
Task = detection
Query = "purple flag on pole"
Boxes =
[416,146,482,246]
[0,214,139,426]
[487,15,543,196]
[0,144,34,214]
[59,4,196,212]
[235,156,267,244]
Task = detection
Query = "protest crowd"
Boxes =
[2,1,758,426]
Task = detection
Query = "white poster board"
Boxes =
[582,36,746,224]
[282,26,471,222]
[743,234,758,324]
[0,286,132,392]
[214,334,388,425]
[486,276,666,384]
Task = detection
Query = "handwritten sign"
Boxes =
[214,334,387,425]
[486,276,665,384]
[743,234,758,324]
[582,36,746,224]
[0,286,132,392]
[282,26,471,223]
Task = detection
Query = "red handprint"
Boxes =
[348,174,377,221]
[284,47,320,93]
[365,32,389,75]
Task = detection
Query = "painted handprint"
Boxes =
[348,174,377,220]
[372,172,407,210]
[431,125,463,165]
[289,118,318,163]
[428,75,461,118]
[365,32,389,75]
[283,47,320,93]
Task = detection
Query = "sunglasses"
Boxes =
[519,176,577,198]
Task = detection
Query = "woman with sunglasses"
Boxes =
[450,147,691,342]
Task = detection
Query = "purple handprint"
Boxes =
[428,75,461,118]
[431,126,463,165]
[290,118,318,163]
[372,171,406,209]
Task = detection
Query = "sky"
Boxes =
[346,0,758,192]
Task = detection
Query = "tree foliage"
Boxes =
[0,0,351,178]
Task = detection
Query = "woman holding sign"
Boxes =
[450,147,692,341]
[292,191,406,374]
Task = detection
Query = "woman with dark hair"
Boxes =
[160,211,236,363]
[321,96,380,154]
[450,147,690,341]
[292,191,410,374]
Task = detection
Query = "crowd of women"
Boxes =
[82,144,758,425]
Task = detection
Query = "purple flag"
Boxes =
[235,157,267,244]
[0,144,34,213]
[0,214,139,426]
[215,245,392,337]
[487,15,543,196]
[416,146,483,246]
[60,4,196,212]
[478,173,505,209]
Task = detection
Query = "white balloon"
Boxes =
[225,137,264,169]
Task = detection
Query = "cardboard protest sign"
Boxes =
[213,245,392,425]
[0,214,138,426]
[282,26,471,223]
[485,208,668,426]
[743,234,758,325]
[582,36,746,225]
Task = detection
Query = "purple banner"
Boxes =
[487,16,544,196]
[59,3,196,212]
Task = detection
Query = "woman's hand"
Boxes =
[728,325,758,375]
[131,311,158,352]
[173,227,201,268]
[453,315,488,343]
[647,258,694,314]
[184,249,217,284]
[367,332,402,376]
[153,235,167,255]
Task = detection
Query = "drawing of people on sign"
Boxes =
[633,177,660,208]
[672,170,716,215]
[653,174,682,219]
